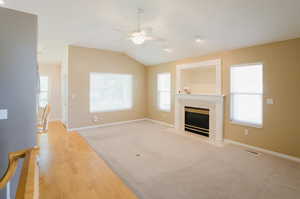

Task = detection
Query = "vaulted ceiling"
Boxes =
[4,0,300,65]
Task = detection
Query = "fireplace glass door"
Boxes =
[185,106,209,137]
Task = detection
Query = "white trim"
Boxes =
[230,120,263,129]
[231,62,264,68]
[67,118,147,131]
[225,139,300,163]
[176,93,224,103]
[67,118,175,132]
[144,118,174,127]
[90,107,133,113]
[177,59,221,70]
[6,182,10,199]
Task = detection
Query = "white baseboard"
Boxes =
[144,118,175,127]
[67,118,147,132]
[224,139,300,163]
[67,118,175,132]
[6,182,10,199]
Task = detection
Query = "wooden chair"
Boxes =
[37,106,46,126]
[37,104,51,134]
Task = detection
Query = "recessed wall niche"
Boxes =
[180,66,216,94]
[176,59,222,95]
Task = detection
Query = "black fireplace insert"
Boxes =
[184,106,209,137]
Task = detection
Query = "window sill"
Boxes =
[158,109,171,113]
[230,120,263,128]
[90,108,132,113]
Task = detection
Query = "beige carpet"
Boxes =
[79,121,300,199]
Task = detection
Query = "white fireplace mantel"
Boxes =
[175,59,224,146]
[175,94,225,146]
[176,94,224,103]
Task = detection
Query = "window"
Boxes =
[230,63,263,127]
[157,73,171,111]
[90,73,133,112]
[39,76,49,107]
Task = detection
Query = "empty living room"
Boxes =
[1,0,300,199]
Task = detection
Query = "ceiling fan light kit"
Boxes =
[127,9,158,46]
[118,8,173,52]
[164,48,173,53]
[130,31,146,45]
[195,36,204,43]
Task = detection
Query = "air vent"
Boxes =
[245,150,260,156]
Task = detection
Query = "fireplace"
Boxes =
[175,94,224,146]
[184,106,209,137]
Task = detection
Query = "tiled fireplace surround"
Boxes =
[175,59,224,146]
[175,94,224,146]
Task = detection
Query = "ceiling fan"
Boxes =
[115,8,164,45]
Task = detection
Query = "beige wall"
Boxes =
[67,46,147,129]
[147,38,300,158]
[181,67,216,94]
[64,39,300,158]
[39,63,62,121]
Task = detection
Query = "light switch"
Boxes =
[0,109,8,120]
[266,98,274,105]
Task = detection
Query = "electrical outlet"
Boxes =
[71,93,76,99]
[0,109,8,120]
[266,98,274,105]
[244,129,249,136]
[93,115,99,122]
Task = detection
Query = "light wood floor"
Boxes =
[38,121,138,199]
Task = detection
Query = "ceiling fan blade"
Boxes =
[145,36,155,41]
[112,27,124,33]
[147,36,166,42]
[142,27,153,34]
[112,24,134,33]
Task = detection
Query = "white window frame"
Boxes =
[39,76,49,108]
[157,72,171,112]
[89,72,133,113]
[230,63,263,128]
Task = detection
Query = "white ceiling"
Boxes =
[4,0,300,65]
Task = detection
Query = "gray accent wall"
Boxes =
[0,7,37,199]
